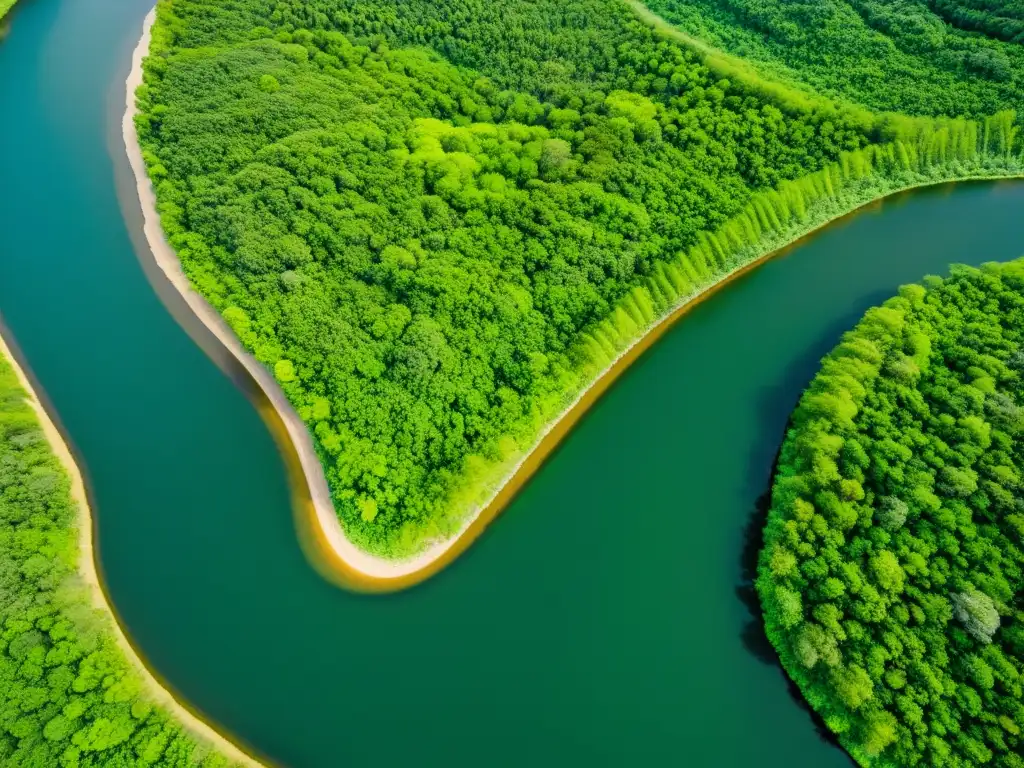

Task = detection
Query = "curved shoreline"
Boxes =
[294,172,1022,593]
[124,10,1024,592]
[0,328,266,767]
[124,10,412,585]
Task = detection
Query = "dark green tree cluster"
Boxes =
[137,0,1024,556]
[0,354,238,767]
[642,0,1024,117]
[927,0,1024,45]
[759,262,1024,766]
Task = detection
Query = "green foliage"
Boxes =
[0,0,16,23]
[138,0,1024,557]
[877,496,908,530]
[952,588,1002,644]
[642,0,1024,117]
[0,354,238,766]
[759,262,1024,765]
[928,0,1024,44]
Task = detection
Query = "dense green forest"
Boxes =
[136,0,1024,556]
[642,0,1024,117]
[0,353,238,767]
[759,262,1024,766]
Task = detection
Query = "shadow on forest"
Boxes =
[735,289,890,758]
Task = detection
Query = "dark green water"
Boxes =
[2,1,1023,766]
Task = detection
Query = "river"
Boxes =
[1,1,1023,766]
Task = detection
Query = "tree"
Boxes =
[951,588,1001,644]
[870,550,905,593]
[876,496,908,530]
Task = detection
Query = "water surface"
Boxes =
[1,1,1022,766]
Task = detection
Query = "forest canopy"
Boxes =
[643,0,1024,117]
[759,262,1024,766]
[137,0,1024,556]
[0,353,238,767]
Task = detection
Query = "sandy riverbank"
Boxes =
[0,330,265,767]
[123,10,414,581]
[124,9,1024,592]
[125,8,504,586]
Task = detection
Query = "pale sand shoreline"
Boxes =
[0,331,264,767]
[124,10,430,582]
[124,9,1024,591]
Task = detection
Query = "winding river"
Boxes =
[2,1,1024,766]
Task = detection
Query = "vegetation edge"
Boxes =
[756,261,1024,765]
[131,3,1024,590]
[0,0,15,25]
[0,327,269,767]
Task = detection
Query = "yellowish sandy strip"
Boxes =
[124,10,414,581]
[0,331,267,766]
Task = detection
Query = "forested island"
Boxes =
[134,0,1024,562]
[759,262,1024,766]
[0,340,246,767]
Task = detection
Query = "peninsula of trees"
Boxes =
[759,262,1024,766]
[0,347,243,767]
[136,0,1024,558]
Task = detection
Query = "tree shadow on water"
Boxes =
[738,482,845,752]
[734,291,890,759]
[737,485,777,665]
